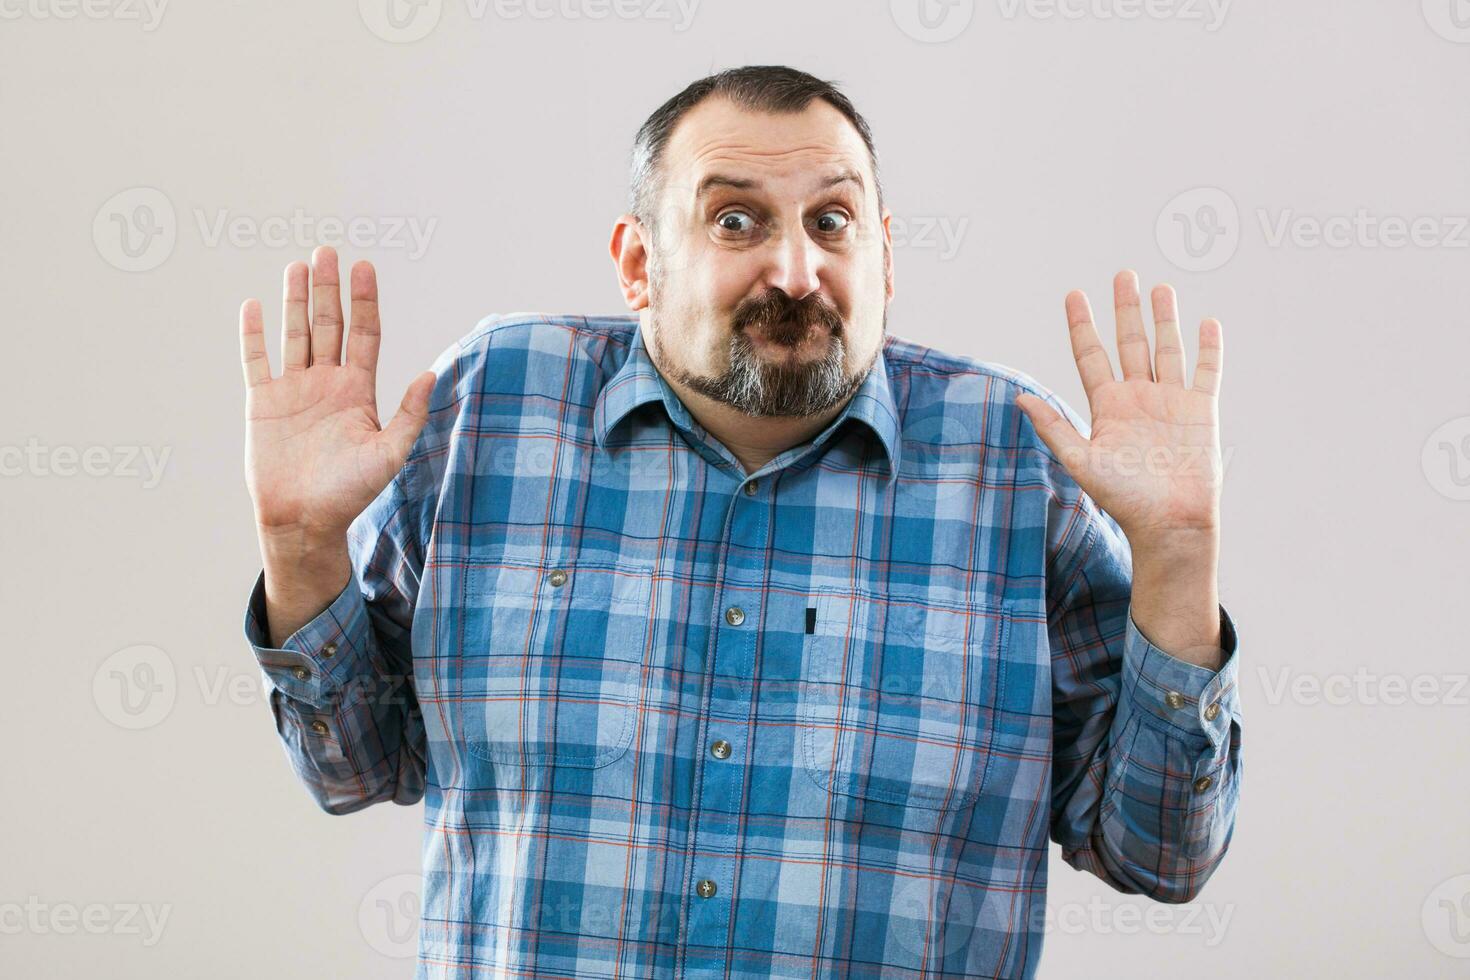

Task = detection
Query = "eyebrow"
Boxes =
[693,168,865,201]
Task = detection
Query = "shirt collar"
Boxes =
[593,321,902,484]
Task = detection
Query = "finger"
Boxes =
[310,245,344,366]
[1192,317,1224,396]
[1150,283,1187,386]
[1113,270,1153,382]
[239,298,271,388]
[378,370,436,466]
[1016,392,1090,471]
[345,260,381,375]
[281,261,310,371]
[1064,289,1116,405]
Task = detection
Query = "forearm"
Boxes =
[244,568,426,814]
[258,526,353,648]
[1128,528,1223,671]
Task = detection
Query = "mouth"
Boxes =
[743,318,830,352]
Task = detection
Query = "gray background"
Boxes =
[3,0,1468,976]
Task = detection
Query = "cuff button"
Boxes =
[292,667,310,681]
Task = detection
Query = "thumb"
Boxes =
[1016,392,1089,472]
[379,370,436,465]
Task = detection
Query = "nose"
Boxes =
[763,226,822,301]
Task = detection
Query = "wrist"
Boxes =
[256,520,349,562]
[1126,524,1220,567]
[257,525,352,599]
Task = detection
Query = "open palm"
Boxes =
[239,247,434,539]
[1016,271,1224,541]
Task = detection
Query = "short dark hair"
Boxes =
[628,65,884,243]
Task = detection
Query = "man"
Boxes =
[238,65,1240,979]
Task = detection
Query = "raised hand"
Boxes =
[1015,270,1224,548]
[239,246,435,544]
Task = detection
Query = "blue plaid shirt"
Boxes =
[243,312,1242,979]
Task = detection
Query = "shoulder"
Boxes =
[405,313,638,469]
[432,312,639,390]
[881,332,1081,424]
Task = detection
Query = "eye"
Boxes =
[715,210,756,234]
[814,210,851,234]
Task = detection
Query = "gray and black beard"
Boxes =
[650,281,877,419]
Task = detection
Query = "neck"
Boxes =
[671,383,849,476]
[640,321,853,476]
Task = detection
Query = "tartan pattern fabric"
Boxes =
[243,312,1242,979]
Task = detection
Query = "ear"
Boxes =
[609,214,651,312]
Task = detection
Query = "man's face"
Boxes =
[640,97,893,419]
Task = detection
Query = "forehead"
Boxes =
[660,96,875,200]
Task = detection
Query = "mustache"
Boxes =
[733,289,844,341]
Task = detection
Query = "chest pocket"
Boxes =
[461,560,651,769]
[800,589,1011,810]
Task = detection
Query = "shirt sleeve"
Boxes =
[241,453,434,816]
[1030,386,1243,904]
